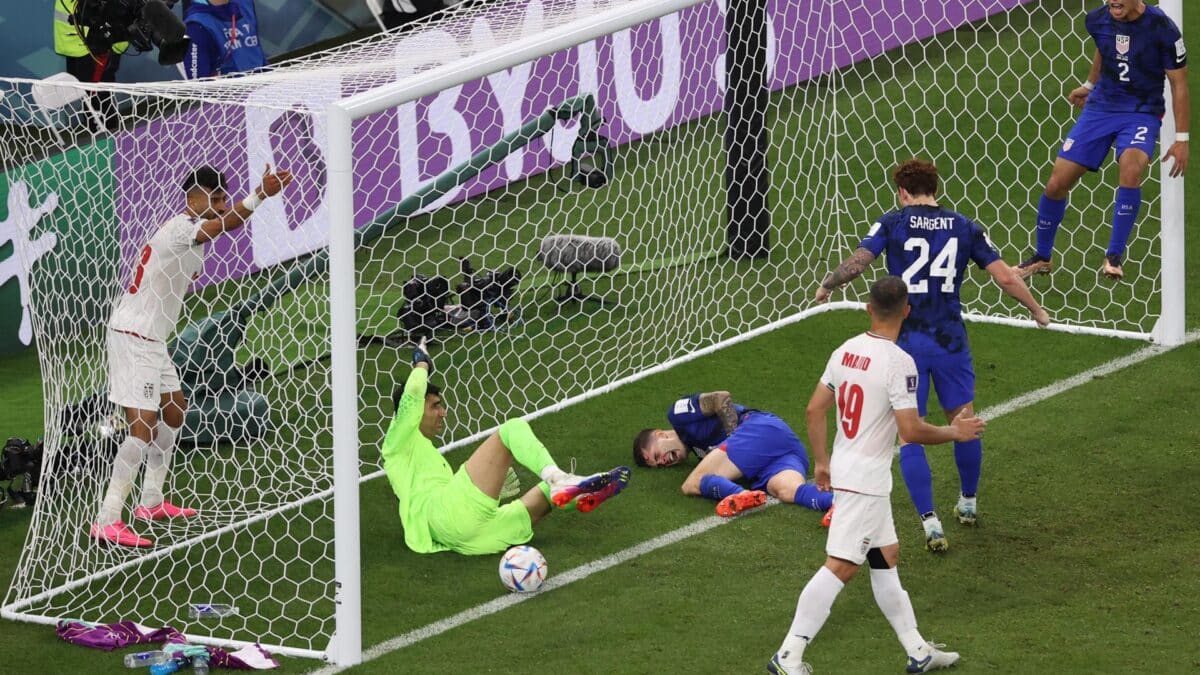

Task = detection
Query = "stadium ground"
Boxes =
[2,1,1198,672]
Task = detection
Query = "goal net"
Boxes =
[0,0,1183,664]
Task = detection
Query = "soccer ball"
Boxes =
[499,545,548,593]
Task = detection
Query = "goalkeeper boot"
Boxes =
[133,500,198,521]
[716,490,768,518]
[90,520,153,548]
[767,653,813,674]
[1100,253,1124,280]
[906,642,960,673]
[575,467,632,513]
[954,494,977,526]
[1013,253,1053,279]
[922,514,948,552]
[549,466,628,508]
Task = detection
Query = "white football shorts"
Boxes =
[107,329,181,411]
[825,489,899,565]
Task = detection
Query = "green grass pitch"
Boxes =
[2,1,1199,672]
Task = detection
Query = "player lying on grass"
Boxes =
[632,392,833,519]
[381,339,631,555]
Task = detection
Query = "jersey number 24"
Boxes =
[901,238,958,294]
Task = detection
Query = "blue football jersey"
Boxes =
[859,205,1001,355]
[667,394,748,457]
[1085,4,1186,116]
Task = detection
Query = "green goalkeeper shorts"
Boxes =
[426,464,534,555]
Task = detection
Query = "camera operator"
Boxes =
[183,0,268,79]
[54,0,127,130]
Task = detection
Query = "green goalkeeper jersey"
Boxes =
[380,367,453,553]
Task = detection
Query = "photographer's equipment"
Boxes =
[73,0,190,65]
[399,273,451,338]
[456,258,522,329]
[394,257,522,339]
[537,235,621,306]
[2,438,44,508]
[570,132,611,189]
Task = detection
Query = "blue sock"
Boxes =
[699,474,743,501]
[1106,186,1142,258]
[953,439,982,498]
[791,483,834,511]
[899,444,935,516]
[1035,194,1068,259]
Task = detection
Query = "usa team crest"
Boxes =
[1116,35,1130,55]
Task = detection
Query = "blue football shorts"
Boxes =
[908,348,976,418]
[1058,108,1162,171]
[721,413,810,491]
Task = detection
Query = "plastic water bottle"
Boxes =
[123,651,170,668]
[192,652,210,675]
[188,603,238,619]
[148,656,191,675]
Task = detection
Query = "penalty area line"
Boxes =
[313,329,1199,673]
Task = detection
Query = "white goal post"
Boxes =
[1,0,1184,667]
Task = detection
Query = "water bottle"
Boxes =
[188,603,238,619]
[192,652,210,675]
[148,656,191,675]
[122,650,170,668]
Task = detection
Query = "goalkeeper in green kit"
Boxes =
[381,338,632,555]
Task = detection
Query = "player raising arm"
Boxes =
[768,277,984,675]
[1014,0,1188,280]
[815,158,1046,552]
[93,164,292,547]
[381,339,631,555]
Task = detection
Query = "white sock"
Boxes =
[539,464,566,483]
[140,421,178,508]
[778,566,844,667]
[96,436,149,525]
[869,566,926,655]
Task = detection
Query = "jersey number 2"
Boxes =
[838,381,864,439]
[129,245,152,294]
[901,238,958,293]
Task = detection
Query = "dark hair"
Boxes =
[183,166,228,195]
[632,428,655,468]
[391,381,442,414]
[892,159,938,197]
[869,276,909,319]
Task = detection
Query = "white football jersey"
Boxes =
[819,332,919,497]
[109,214,205,342]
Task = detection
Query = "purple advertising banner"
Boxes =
[113,0,1033,288]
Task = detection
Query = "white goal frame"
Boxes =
[1,0,1183,668]
[323,0,1184,664]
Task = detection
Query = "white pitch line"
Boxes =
[977,329,1200,420]
[313,329,1199,673]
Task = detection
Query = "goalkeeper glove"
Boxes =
[412,337,433,373]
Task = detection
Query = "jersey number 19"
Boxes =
[838,381,864,439]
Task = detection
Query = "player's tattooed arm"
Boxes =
[820,247,877,291]
[698,391,740,435]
